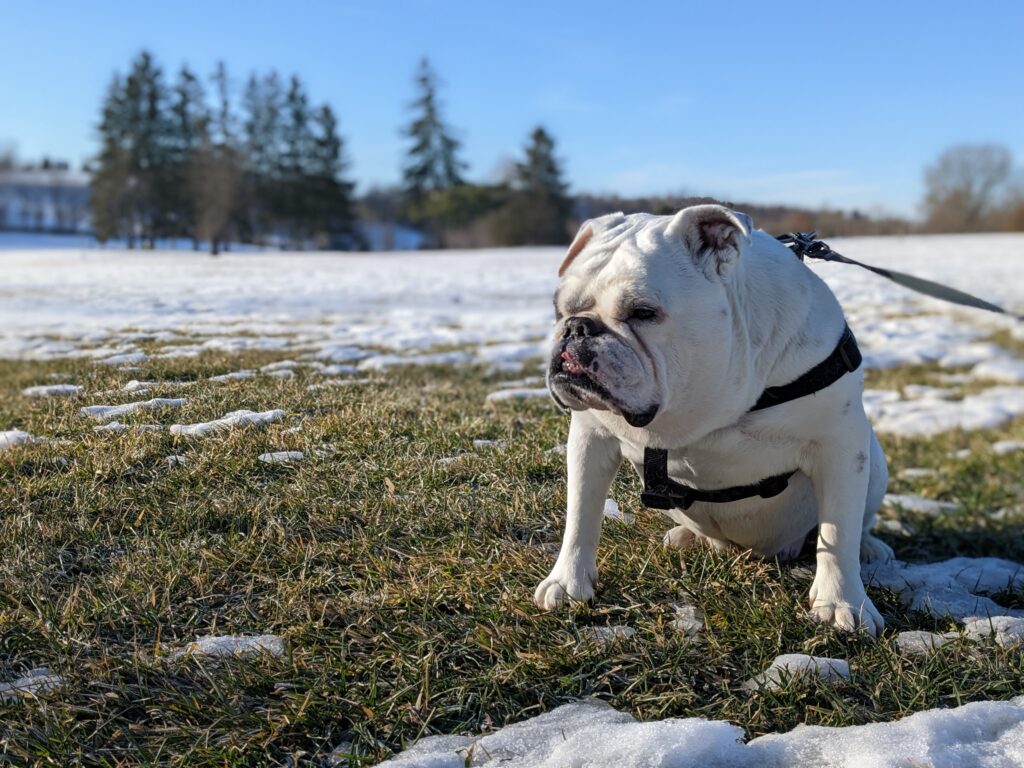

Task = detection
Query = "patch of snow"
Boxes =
[579,626,635,647]
[903,384,955,400]
[473,439,507,449]
[80,397,187,422]
[22,383,82,398]
[952,448,973,459]
[871,386,1024,436]
[895,630,954,657]
[258,451,304,464]
[863,557,1024,621]
[96,352,148,366]
[0,667,64,702]
[0,429,39,450]
[379,694,1024,768]
[319,363,359,375]
[260,360,302,372]
[973,358,1024,384]
[963,616,1024,648]
[358,351,476,370]
[169,409,285,437]
[993,440,1024,456]
[668,602,704,640]
[603,498,635,524]
[486,387,550,402]
[267,369,295,379]
[744,654,850,691]
[166,454,187,467]
[210,370,255,382]
[898,467,938,479]
[93,421,162,433]
[939,342,1006,368]
[307,378,374,390]
[883,494,959,516]
[122,379,156,393]
[167,634,286,660]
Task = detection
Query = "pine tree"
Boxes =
[89,51,174,247]
[241,71,284,243]
[169,65,209,247]
[280,75,315,247]
[401,58,466,201]
[493,126,571,245]
[308,104,359,248]
[192,61,241,254]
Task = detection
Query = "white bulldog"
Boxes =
[535,205,893,634]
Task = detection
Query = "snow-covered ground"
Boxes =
[3,233,1024,766]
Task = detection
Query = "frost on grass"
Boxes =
[0,430,39,450]
[0,667,65,702]
[169,409,285,437]
[258,451,304,464]
[378,695,1024,768]
[22,383,82,398]
[883,493,959,516]
[743,654,850,692]
[80,397,187,422]
[863,557,1024,621]
[167,634,286,661]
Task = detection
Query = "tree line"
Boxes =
[87,53,572,252]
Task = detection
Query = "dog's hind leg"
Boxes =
[860,429,894,563]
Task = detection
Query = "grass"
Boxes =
[1,350,1023,766]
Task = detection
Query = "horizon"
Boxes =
[2,1,1023,218]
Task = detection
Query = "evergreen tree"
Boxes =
[192,62,241,254]
[169,65,209,247]
[401,58,466,201]
[493,126,571,245]
[307,104,360,248]
[280,75,315,247]
[241,71,284,243]
[90,51,173,247]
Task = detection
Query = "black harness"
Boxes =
[640,324,862,511]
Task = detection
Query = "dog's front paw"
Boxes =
[808,578,884,636]
[534,560,597,610]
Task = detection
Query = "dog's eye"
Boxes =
[628,306,659,322]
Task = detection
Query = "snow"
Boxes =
[377,696,1024,767]
[882,494,959,515]
[0,667,64,702]
[167,634,286,660]
[169,409,285,437]
[602,498,635,524]
[963,616,1024,648]
[258,451,304,464]
[993,440,1024,455]
[898,467,938,479]
[96,352,149,366]
[896,630,954,656]
[22,383,82,398]
[668,602,704,640]
[80,397,188,422]
[863,557,1024,621]
[210,370,255,382]
[485,387,551,402]
[868,386,1024,436]
[973,358,1024,384]
[744,654,850,691]
[579,625,636,646]
[94,421,162,433]
[0,429,38,450]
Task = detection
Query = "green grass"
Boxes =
[1,351,1023,766]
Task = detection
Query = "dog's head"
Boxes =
[547,204,753,430]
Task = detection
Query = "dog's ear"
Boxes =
[558,212,626,276]
[667,205,752,277]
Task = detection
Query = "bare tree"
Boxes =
[922,143,1013,232]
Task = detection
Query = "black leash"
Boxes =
[777,231,1023,321]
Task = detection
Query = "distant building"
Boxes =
[0,167,91,233]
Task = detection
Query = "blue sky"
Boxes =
[2,0,1022,217]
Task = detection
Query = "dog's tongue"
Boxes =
[560,349,584,374]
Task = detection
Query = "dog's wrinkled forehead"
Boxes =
[558,212,672,278]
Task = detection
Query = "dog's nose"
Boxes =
[565,316,602,339]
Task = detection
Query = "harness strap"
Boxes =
[750,325,861,411]
[640,324,860,511]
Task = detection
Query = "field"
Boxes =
[2,235,1024,766]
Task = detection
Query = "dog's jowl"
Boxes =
[537,204,892,634]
